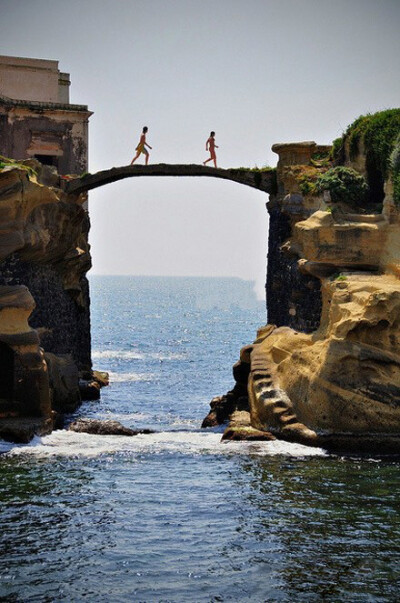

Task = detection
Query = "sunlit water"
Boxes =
[1,276,399,602]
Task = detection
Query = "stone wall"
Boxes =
[0,161,94,440]
[0,106,91,175]
[0,255,91,372]
[0,55,91,176]
[0,56,61,103]
[266,142,326,332]
[266,201,322,333]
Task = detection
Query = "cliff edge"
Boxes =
[204,110,400,454]
[0,158,96,442]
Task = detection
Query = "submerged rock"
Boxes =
[68,418,154,436]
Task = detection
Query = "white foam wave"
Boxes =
[100,412,150,422]
[92,350,185,361]
[2,430,327,459]
[92,350,143,360]
[108,371,156,383]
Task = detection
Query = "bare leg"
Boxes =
[145,151,149,165]
[130,151,140,165]
[203,157,212,165]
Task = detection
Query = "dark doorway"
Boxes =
[34,154,58,168]
[0,342,14,400]
[366,160,385,207]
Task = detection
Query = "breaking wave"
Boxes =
[1,429,327,459]
[92,349,186,361]
[107,371,156,383]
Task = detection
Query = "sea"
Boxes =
[0,276,399,602]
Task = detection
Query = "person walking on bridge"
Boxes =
[203,131,218,168]
[131,126,152,165]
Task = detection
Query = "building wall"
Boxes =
[0,105,90,174]
[0,55,66,103]
[0,55,90,174]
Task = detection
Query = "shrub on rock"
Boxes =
[316,166,369,207]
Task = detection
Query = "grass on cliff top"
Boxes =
[332,109,400,206]
[332,109,400,175]
[291,164,331,197]
[0,156,38,179]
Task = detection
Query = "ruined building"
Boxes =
[0,55,92,174]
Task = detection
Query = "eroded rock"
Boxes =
[0,164,103,442]
[45,352,81,413]
[0,416,53,443]
[209,117,400,453]
[221,411,275,442]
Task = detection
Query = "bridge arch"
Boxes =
[63,164,275,197]
[87,173,270,300]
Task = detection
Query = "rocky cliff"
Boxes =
[204,110,400,454]
[0,158,95,441]
[2,109,400,451]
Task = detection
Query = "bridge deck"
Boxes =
[63,164,275,196]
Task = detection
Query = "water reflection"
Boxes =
[232,455,400,601]
[1,444,400,601]
[0,456,118,601]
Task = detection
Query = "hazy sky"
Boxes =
[1,0,399,297]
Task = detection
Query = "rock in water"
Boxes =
[68,418,154,436]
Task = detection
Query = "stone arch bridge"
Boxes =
[63,164,276,196]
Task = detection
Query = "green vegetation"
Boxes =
[297,166,321,197]
[331,137,344,162]
[299,177,317,196]
[311,149,331,168]
[0,155,37,179]
[229,166,277,193]
[231,165,275,173]
[332,109,400,205]
[315,166,369,206]
[345,109,400,175]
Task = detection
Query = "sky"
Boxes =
[1,0,399,298]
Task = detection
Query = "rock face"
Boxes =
[0,162,92,370]
[249,275,400,446]
[2,112,400,452]
[266,142,325,333]
[0,160,95,441]
[0,285,51,417]
[205,117,400,453]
